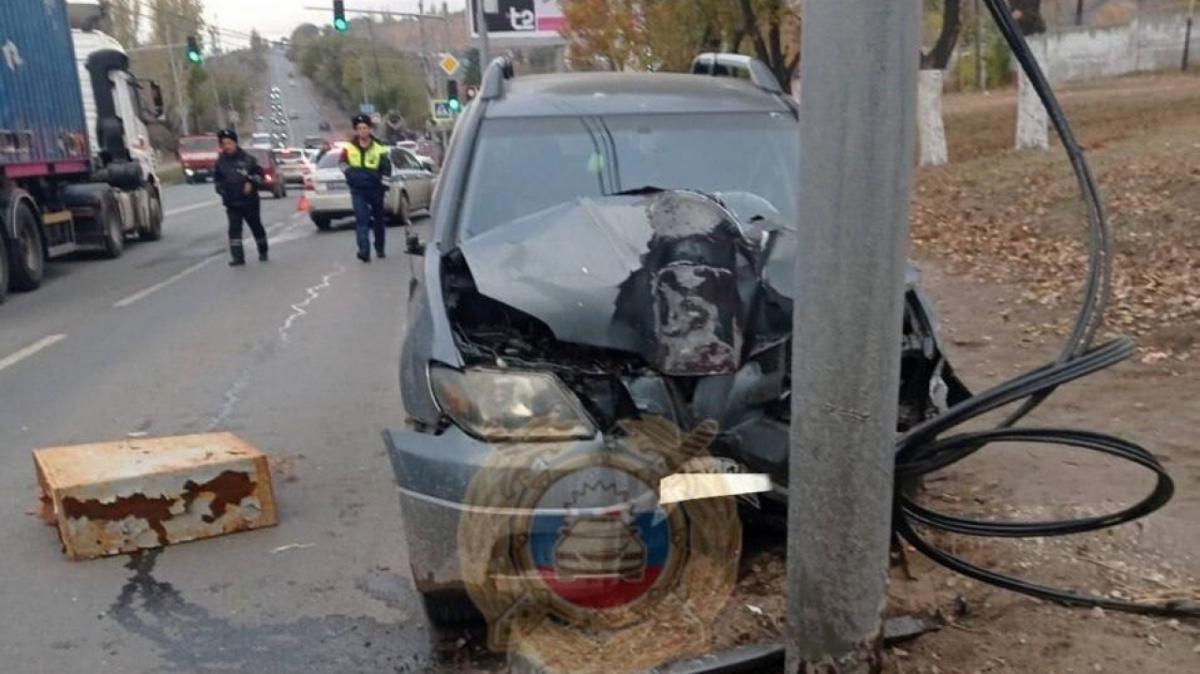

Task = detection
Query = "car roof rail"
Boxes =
[690,52,784,94]
[480,56,515,101]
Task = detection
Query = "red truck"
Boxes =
[177,134,219,184]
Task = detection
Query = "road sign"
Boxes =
[469,0,567,43]
[431,100,454,120]
[439,53,460,76]
[371,111,383,126]
[359,103,376,115]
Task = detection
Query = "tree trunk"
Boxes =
[918,70,949,165]
[1012,1,1049,150]
[918,1,961,167]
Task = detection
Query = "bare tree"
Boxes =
[921,0,962,69]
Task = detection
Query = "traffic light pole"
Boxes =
[787,1,919,672]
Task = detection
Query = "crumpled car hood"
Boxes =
[457,192,920,359]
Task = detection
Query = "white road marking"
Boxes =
[164,200,221,218]
[114,218,298,309]
[112,255,221,308]
[0,334,67,373]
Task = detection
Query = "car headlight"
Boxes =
[429,365,596,441]
[184,168,194,175]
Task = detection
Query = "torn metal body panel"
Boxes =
[388,189,968,598]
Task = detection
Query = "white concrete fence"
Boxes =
[1033,13,1191,84]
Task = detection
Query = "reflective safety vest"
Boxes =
[343,141,388,171]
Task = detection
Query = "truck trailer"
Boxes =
[0,0,164,302]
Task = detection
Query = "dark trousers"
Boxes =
[227,202,268,253]
[352,189,386,255]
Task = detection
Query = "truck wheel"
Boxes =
[7,201,45,291]
[419,590,483,628]
[312,215,332,231]
[0,230,9,303]
[139,188,163,241]
[100,192,125,259]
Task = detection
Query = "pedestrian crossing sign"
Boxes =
[431,100,454,120]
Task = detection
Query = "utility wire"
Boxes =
[892,0,1197,618]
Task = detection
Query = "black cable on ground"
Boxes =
[892,1,1198,618]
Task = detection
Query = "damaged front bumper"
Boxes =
[382,425,609,594]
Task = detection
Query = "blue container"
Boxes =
[0,0,89,171]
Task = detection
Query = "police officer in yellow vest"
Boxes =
[340,114,393,262]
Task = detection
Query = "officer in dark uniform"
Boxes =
[340,114,393,262]
[213,129,268,266]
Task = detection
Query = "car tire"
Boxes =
[312,215,332,231]
[7,201,45,291]
[100,191,125,259]
[419,590,484,628]
[139,187,163,241]
[0,228,9,303]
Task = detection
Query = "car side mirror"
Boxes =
[405,235,425,256]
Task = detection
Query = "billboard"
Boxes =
[468,0,566,42]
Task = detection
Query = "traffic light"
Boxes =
[186,35,202,64]
[447,80,461,113]
[333,0,349,32]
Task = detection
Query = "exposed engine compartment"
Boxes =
[441,191,970,489]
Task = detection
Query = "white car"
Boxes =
[274,148,311,184]
[249,132,272,149]
[305,145,436,231]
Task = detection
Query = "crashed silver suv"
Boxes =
[387,57,969,627]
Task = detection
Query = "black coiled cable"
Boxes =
[891,1,1198,618]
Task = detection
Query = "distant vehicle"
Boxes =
[273,148,310,184]
[249,132,272,149]
[1,0,165,301]
[178,134,219,183]
[304,146,434,230]
[303,135,326,150]
[289,80,297,87]
[318,121,332,132]
[245,148,286,199]
[256,114,265,122]
[396,140,419,152]
[289,112,300,120]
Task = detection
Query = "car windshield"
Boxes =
[457,112,798,240]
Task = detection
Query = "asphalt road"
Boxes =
[0,57,437,674]
[256,50,343,148]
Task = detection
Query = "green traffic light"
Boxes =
[333,17,349,32]
[448,99,462,113]
[187,51,202,64]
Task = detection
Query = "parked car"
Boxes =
[303,135,327,150]
[273,148,310,184]
[245,148,286,199]
[384,56,970,626]
[248,132,272,150]
[304,145,435,230]
[318,121,332,132]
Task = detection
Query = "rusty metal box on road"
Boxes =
[34,433,278,561]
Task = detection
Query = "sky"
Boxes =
[202,0,467,46]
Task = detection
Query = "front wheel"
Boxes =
[0,229,9,303]
[139,188,163,241]
[7,201,45,291]
[419,590,483,628]
[312,215,332,231]
[100,192,125,259]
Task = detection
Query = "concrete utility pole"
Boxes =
[163,31,191,135]
[787,0,919,672]
[473,0,491,66]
